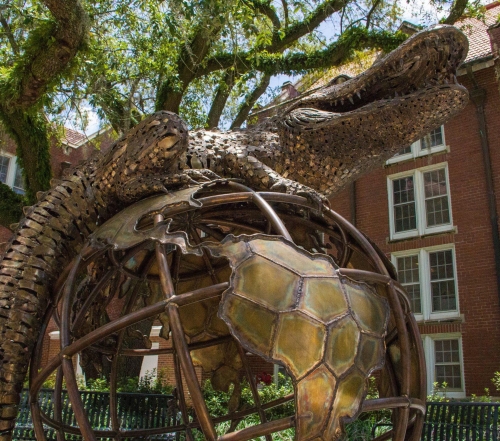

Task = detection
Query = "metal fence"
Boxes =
[14,393,500,441]
[14,389,178,440]
[423,401,500,441]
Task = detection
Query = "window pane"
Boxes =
[424,169,447,198]
[432,280,457,311]
[0,155,10,184]
[430,250,457,312]
[394,177,415,204]
[13,164,25,194]
[396,255,421,313]
[395,204,417,232]
[436,365,462,389]
[430,250,454,280]
[435,339,462,389]
[393,177,416,232]
[406,285,422,314]
[421,127,444,150]
[426,197,450,226]
[424,169,450,227]
[397,145,412,155]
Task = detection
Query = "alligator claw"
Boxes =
[164,169,222,188]
[270,179,327,212]
[296,189,329,212]
[183,169,221,183]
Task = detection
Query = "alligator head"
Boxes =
[275,25,469,195]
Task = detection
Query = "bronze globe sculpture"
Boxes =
[27,182,426,441]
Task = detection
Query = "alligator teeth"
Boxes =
[356,91,362,100]
[334,100,338,106]
[348,96,354,105]
[340,99,344,105]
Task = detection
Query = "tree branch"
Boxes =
[269,0,349,50]
[442,0,468,24]
[206,70,237,128]
[199,27,407,77]
[230,73,270,129]
[243,0,281,29]
[0,11,19,55]
[365,0,382,28]
[281,0,289,28]
[156,22,222,112]
[1,0,89,111]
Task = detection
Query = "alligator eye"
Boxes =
[157,134,179,150]
[328,74,351,86]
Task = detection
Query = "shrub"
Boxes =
[492,371,500,392]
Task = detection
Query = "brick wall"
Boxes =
[329,62,500,396]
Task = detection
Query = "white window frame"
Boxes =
[387,126,447,164]
[388,162,454,240]
[392,244,460,322]
[422,333,465,398]
[0,153,25,194]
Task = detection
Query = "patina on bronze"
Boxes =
[28,182,426,441]
[0,24,468,440]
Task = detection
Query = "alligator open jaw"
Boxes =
[275,24,469,196]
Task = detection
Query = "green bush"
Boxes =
[492,371,500,392]
[195,374,295,440]
[0,182,24,227]
[202,374,294,420]
[116,369,174,394]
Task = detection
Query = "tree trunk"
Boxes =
[206,70,237,128]
[231,74,271,129]
[0,109,52,204]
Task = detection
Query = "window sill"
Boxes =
[414,314,464,325]
[385,145,450,166]
[387,226,457,244]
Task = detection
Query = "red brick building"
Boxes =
[328,5,500,398]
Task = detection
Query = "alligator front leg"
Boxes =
[117,169,222,203]
[223,151,327,209]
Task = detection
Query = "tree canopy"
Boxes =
[0,0,478,219]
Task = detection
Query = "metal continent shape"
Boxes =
[208,234,390,441]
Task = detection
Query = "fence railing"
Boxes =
[14,389,179,440]
[422,401,500,441]
[14,393,500,441]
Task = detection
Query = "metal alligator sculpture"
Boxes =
[0,24,468,439]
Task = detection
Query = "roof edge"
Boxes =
[62,126,110,149]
